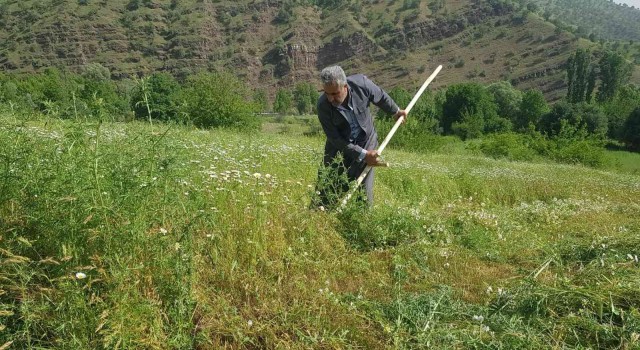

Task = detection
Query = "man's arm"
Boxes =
[361,75,408,123]
[362,75,400,115]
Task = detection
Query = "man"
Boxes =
[313,65,407,209]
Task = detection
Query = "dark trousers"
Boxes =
[312,137,377,209]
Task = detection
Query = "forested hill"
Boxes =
[531,0,640,42]
[0,0,639,101]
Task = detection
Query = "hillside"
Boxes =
[2,113,639,348]
[531,0,640,42]
[0,0,639,101]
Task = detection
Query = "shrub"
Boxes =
[180,72,259,131]
[538,102,607,139]
[487,81,522,122]
[294,82,319,115]
[442,83,499,138]
[130,72,181,122]
[452,110,485,140]
[78,64,128,119]
[478,133,539,161]
[273,88,292,114]
[517,89,549,131]
[602,84,640,141]
[376,117,442,152]
[550,139,606,167]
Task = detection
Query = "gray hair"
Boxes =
[320,66,347,86]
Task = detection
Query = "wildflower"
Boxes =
[472,315,484,323]
[253,173,262,179]
[160,228,168,235]
[75,272,87,280]
[247,320,253,327]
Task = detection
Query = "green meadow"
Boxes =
[1,113,639,349]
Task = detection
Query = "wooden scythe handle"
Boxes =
[339,65,443,209]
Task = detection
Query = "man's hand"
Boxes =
[393,109,408,124]
[364,150,382,166]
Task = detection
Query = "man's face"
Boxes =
[323,82,348,107]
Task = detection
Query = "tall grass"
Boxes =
[1,112,639,349]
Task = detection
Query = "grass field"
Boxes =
[1,114,639,349]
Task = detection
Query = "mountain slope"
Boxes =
[0,0,638,101]
[531,0,640,42]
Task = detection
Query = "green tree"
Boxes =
[597,50,633,102]
[452,110,485,140]
[601,84,640,141]
[566,49,595,103]
[517,89,549,131]
[79,63,127,119]
[442,83,503,138]
[180,72,259,131]
[378,87,411,121]
[18,67,77,116]
[253,89,269,112]
[82,62,111,82]
[487,80,522,123]
[273,88,292,114]
[539,102,607,139]
[293,82,319,115]
[130,72,181,122]
[274,5,294,24]
[622,107,640,150]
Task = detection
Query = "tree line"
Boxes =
[1,52,639,154]
[0,64,319,131]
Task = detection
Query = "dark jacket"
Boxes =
[317,74,399,172]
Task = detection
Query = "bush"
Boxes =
[294,82,319,115]
[487,81,522,122]
[550,139,606,167]
[539,102,607,139]
[517,89,549,131]
[130,72,181,122]
[376,117,443,152]
[478,133,539,161]
[78,64,128,120]
[442,83,499,138]
[180,72,260,131]
[273,88,293,114]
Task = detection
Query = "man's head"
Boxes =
[320,66,348,107]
